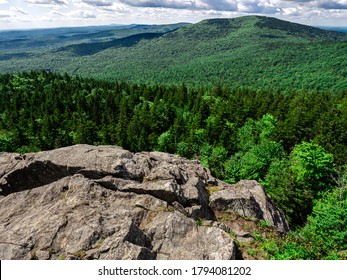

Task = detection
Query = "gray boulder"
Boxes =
[209,180,289,233]
[0,145,288,259]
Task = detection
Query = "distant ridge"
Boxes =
[319,26,347,33]
[0,22,188,50]
[57,32,166,56]
[0,15,346,92]
[254,16,347,40]
[182,16,347,41]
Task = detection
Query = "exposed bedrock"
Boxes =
[0,145,288,259]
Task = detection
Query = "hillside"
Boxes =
[0,23,188,51]
[0,16,347,92]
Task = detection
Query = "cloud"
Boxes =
[72,10,97,18]
[318,1,347,10]
[119,0,199,10]
[1,0,347,29]
[0,10,11,22]
[56,9,97,19]
[282,0,347,9]
[236,0,279,14]
[82,0,113,7]
[25,0,67,5]
[119,0,280,13]
[10,7,30,15]
[282,0,311,2]
[201,0,238,11]
[119,0,243,11]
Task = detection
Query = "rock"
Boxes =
[0,145,288,259]
[143,211,235,260]
[33,250,50,260]
[209,180,289,233]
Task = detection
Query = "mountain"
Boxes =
[57,32,167,56]
[319,26,347,33]
[0,23,188,51]
[0,16,347,91]
[0,145,288,260]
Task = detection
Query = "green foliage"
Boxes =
[306,189,347,252]
[263,188,347,260]
[200,146,228,179]
[157,130,171,151]
[0,130,16,151]
[195,218,203,227]
[264,158,296,220]
[290,141,335,191]
[253,229,265,242]
[1,16,347,93]
[224,114,285,183]
[258,114,277,142]
[264,142,336,225]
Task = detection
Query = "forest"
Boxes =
[1,16,347,93]
[0,70,346,259]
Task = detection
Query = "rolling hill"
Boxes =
[0,23,188,51]
[0,16,347,92]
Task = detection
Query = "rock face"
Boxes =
[0,145,288,260]
[210,180,290,233]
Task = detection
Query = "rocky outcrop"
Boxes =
[0,145,288,260]
[209,180,290,233]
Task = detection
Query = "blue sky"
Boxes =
[0,0,347,30]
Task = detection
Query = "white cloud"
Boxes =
[69,10,97,18]
[25,0,67,5]
[282,6,301,15]
[119,0,200,10]
[1,0,347,29]
[318,1,347,10]
[10,7,30,15]
[82,0,113,7]
[281,0,347,10]
[116,0,283,14]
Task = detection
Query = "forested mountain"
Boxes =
[0,23,188,51]
[1,16,347,92]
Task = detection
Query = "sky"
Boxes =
[0,0,347,30]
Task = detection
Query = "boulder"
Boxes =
[143,211,235,260]
[209,180,289,233]
[0,145,288,259]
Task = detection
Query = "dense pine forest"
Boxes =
[1,70,347,259]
